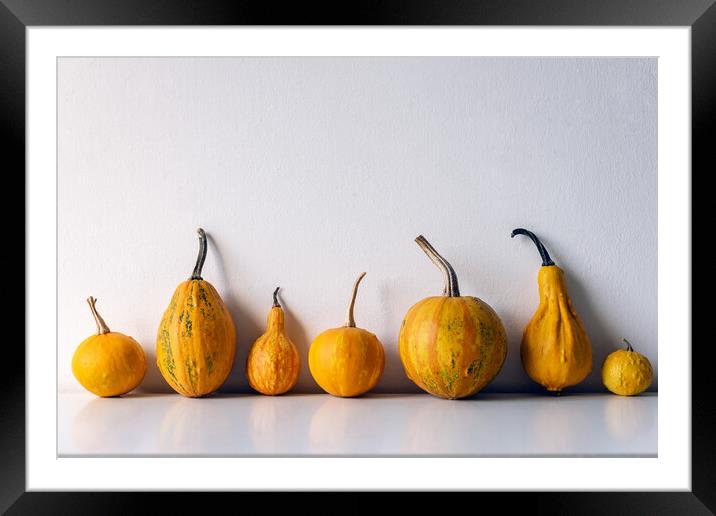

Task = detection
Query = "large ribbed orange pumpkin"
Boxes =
[156,228,236,397]
[398,235,507,399]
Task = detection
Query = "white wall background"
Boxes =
[58,57,657,393]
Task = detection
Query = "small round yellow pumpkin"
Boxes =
[601,339,653,396]
[72,297,147,397]
[246,287,301,395]
[308,273,385,397]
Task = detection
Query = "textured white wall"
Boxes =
[58,57,657,393]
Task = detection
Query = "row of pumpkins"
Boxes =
[72,228,653,399]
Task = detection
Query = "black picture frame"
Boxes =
[4,0,712,511]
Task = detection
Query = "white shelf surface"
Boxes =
[58,392,657,457]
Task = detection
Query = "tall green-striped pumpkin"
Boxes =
[156,228,236,397]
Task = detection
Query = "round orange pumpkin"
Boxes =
[72,296,147,397]
[308,272,385,397]
[398,235,507,399]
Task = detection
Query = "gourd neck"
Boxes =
[268,287,285,329]
[537,265,566,298]
[344,272,366,328]
[623,338,634,352]
[87,296,110,335]
[415,235,460,297]
[190,228,208,280]
[511,228,555,266]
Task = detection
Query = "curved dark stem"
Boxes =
[345,272,366,327]
[623,338,634,352]
[273,286,281,308]
[415,235,460,297]
[511,228,555,266]
[190,228,208,280]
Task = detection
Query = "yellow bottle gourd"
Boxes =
[72,297,147,397]
[246,287,301,395]
[156,228,236,397]
[512,228,592,392]
[601,339,653,396]
[398,235,508,400]
[308,272,385,397]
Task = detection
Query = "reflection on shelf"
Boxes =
[60,392,657,457]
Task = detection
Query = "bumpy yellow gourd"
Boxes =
[308,273,385,397]
[246,287,301,395]
[399,235,508,399]
[512,228,592,392]
[602,339,653,396]
[156,228,236,397]
[72,296,147,397]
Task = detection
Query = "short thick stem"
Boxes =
[344,272,366,327]
[190,228,208,280]
[415,235,460,297]
[511,228,555,266]
[87,296,110,335]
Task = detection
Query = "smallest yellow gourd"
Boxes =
[246,287,301,395]
[72,297,147,397]
[601,339,653,396]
